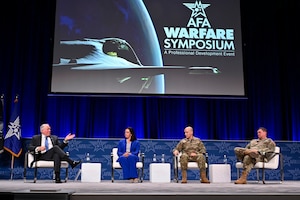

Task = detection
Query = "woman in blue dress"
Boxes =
[117,127,140,183]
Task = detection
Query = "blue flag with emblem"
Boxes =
[4,96,22,157]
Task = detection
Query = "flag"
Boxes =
[4,96,22,157]
[0,95,4,153]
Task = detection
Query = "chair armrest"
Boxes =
[24,151,29,169]
[172,152,208,166]
[173,154,179,168]
[139,152,145,164]
[25,150,38,168]
[204,153,209,165]
[260,151,279,162]
[111,151,114,165]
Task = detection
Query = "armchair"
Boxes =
[235,146,284,184]
[111,147,145,182]
[23,150,69,183]
[173,152,208,183]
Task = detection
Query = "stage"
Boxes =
[0,180,299,200]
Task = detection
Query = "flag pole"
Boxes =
[10,154,15,180]
[10,95,17,180]
[0,94,4,154]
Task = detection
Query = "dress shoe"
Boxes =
[133,178,139,183]
[55,178,62,183]
[71,160,81,169]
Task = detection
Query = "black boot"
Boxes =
[55,172,62,183]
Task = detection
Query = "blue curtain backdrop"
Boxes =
[0,0,299,142]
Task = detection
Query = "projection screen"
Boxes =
[51,0,245,97]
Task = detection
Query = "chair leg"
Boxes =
[111,167,114,182]
[173,167,178,183]
[173,156,179,183]
[176,168,179,183]
[256,169,260,183]
[34,168,37,183]
[53,171,55,181]
[111,152,114,182]
[141,167,144,182]
[280,153,284,183]
[23,167,27,183]
[137,168,140,182]
[174,169,177,182]
[173,166,177,182]
[262,168,265,184]
[65,168,69,182]
[280,168,284,183]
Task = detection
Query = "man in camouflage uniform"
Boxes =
[173,126,210,184]
[234,127,276,184]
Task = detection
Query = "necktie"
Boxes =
[45,137,49,151]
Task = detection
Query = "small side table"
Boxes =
[209,164,231,183]
[81,163,101,182]
[149,163,171,183]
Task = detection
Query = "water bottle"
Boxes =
[153,153,157,162]
[161,154,165,163]
[86,152,91,162]
[223,154,227,164]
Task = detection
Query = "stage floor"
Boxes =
[0,179,299,195]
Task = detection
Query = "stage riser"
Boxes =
[2,139,298,181]
[70,195,300,200]
[2,193,300,200]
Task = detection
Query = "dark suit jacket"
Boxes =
[28,134,67,155]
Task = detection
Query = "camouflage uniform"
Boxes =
[234,138,276,173]
[173,137,207,170]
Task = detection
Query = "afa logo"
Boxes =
[163,0,235,55]
[184,0,211,27]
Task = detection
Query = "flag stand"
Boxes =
[10,155,15,180]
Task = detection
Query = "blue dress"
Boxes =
[117,139,140,179]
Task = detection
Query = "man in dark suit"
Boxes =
[28,123,81,183]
